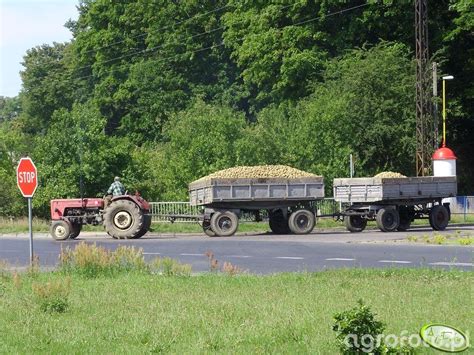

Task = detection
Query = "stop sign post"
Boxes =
[16,157,38,265]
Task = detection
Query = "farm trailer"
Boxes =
[333,176,457,232]
[172,177,326,237]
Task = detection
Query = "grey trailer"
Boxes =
[333,176,457,232]
[188,177,325,237]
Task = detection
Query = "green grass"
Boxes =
[0,268,471,353]
[0,217,50,234]
[407,231,473,245]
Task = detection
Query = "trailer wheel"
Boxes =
[376,208,399,232]
[288,209,315,234]
[397,206,412,231]
[202,220,216,237]
[50,220,72,241]
[104,199,144,239]
[269,209,291,234]
[210,211,238,237]
[344,215,367,233]
[69,223,82,239]
[397,219,411,232]
[429,205,449,231]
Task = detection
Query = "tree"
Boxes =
[32,102,132,216]
[298,43,415,179]
[69,0,243,143]
[20,43,75,134]
[0,120,29,216]
[158,99,246,200]
[235,42,416,193]
[222,0,417,113]
[0,96,21,122]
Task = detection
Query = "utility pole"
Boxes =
[415,0,433,176]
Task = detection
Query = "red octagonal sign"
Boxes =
[16,157,38,198]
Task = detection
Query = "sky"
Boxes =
[0,0,78,97]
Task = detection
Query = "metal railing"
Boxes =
[149,202,200,223]
[443,196,474,221]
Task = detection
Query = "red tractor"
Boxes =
[49,194,151,240]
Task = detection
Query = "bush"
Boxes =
[333,299,386,354]
[32,278,71,313]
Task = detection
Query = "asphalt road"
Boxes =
[1,226,472,273]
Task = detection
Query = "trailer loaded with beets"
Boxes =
[188,175,325,237]
[333,176,457,232]
[50,194,151,240]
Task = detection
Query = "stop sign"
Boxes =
[16,157,38,197]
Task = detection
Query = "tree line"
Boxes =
[0,0,472,217]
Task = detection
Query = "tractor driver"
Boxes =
[108,176,126,196]
[104,176,126,207]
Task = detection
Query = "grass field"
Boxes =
[0,266,472,353]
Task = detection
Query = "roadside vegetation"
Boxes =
[407,231,473,245]
[0,244,471,353]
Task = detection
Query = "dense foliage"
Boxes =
[0,0,472,216]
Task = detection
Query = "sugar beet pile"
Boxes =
[374,171,407,178]
[193,165,320,183]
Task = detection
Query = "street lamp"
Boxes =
[441,75,454,147]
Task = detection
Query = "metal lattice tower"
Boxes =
[415,0,433,176]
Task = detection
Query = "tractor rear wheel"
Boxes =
[132,214,151,239]
[50,220,72,241]
[103,199,144,239]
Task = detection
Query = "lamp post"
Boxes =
[432,75,457,178]
[441,75,454,147]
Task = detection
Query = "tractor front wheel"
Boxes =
[104,199,144,239]
[50,220,72,241]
